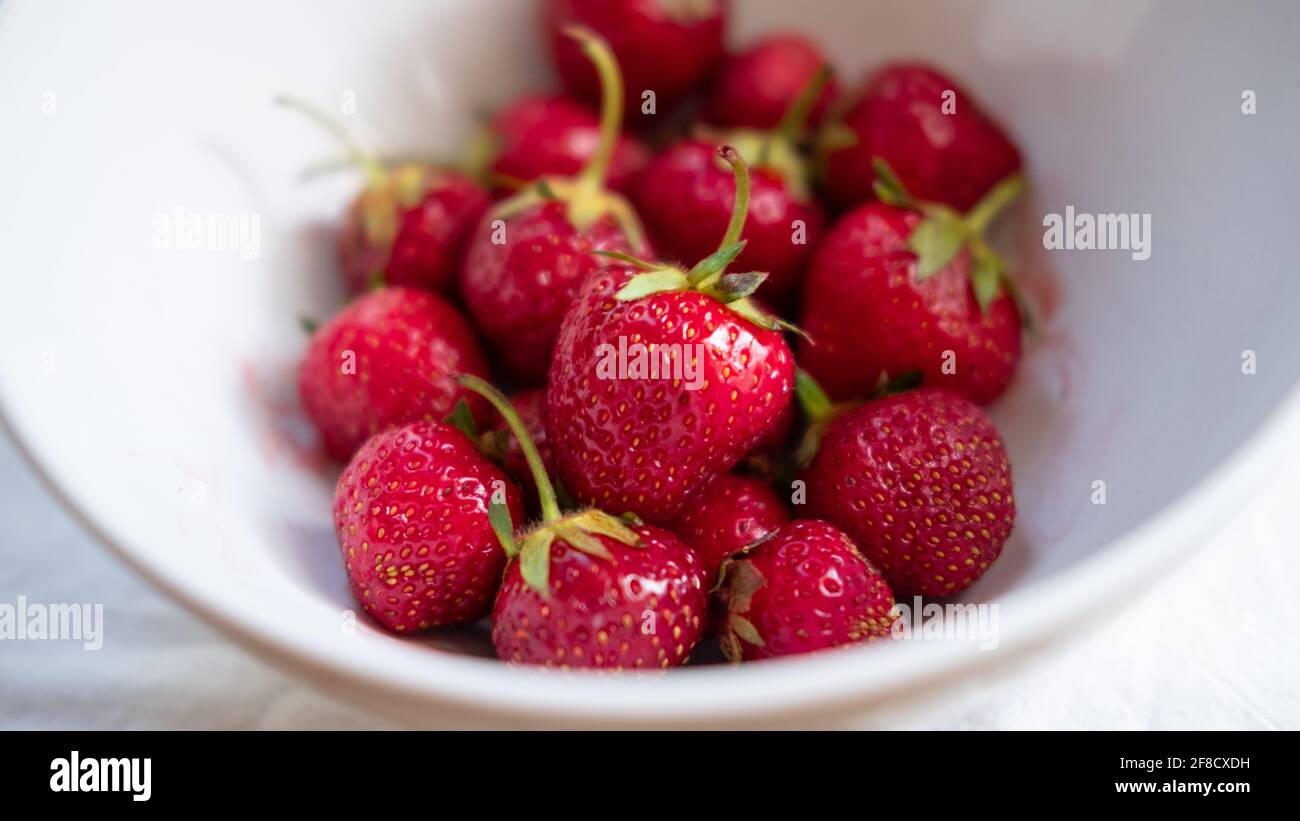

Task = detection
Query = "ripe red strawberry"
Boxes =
[717,519,895,661]
[486,94,649,197]
[494,521,707,668]
[637,66,830,309]
[706,34,838,131]
[338,167,489,294]
[547,146,796,524]
[461,201,648,384]
[798,162,1024,404]
[634,137,824,309]
[278,97,488,295]
[460,376,708,669]
[672,473,790,584]
[800,387,1016,597]
[482,388,556,516]
[333,420,524,632]
[460,27,651,385]
[819,63,1022,212]
[544,0,727,125]
[298,286,490,461]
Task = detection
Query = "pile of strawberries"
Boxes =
[291,0,1026,670]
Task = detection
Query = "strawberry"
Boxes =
[482,388,556,516]
[460,27,651,385]
[298,286,490,461]
[798,161,1024,404]
[635,68,830,309]
[671,473,790,584]
[333,420,524,632]
[278,97,488,295]
[544,0,728,125]
[547,146,796,524]
[495,521,706,669]
[799,385,1016,597]
[460,376,708,670]
[706,34,838,131]
[818,63,1022,212]
[634,138,824,310]
[717,519,895,661]
[461,202,647,384]
[485,94,649,197]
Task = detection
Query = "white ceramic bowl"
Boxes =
[2,0,1298,728]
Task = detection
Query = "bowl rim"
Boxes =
[3,371,1298,726]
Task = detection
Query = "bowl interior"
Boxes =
[1,0,1297,723]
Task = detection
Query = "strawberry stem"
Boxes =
[564,26,623,191]
[275,95,387,187]
[965,171,1025,234]
[774,65,831,146]
[716,145,751,252]
[457,374,562,523]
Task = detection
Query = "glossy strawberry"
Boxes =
[545,0,728,125]
[545,262,795,524]
[483,388,556,516]
[334,420,524,632]
[486,94,649,197]
[460,376,708,670]
[798,163,1023,404]
[819,63,1022,212]
[718,519,895,661]
[672,473,790,584]
[494,522,707,668]
[635,138,824,309]
[800,387,1016,597]
[547,147,796,524]
[278,97,488,295]
[706,34,837,130]
[460,28,650,385]
[298,286,490,461]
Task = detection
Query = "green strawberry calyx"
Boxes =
[276,95,442,257]
[489,26,647,250]
[595,145,802,336]
[871,157,1028,317]
[457,374,643,597]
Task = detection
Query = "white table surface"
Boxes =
[1,430,1296,730]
